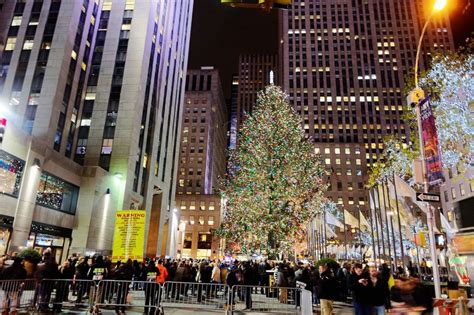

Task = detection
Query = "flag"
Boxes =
[344,209,359,227]
[326,212,344,229]
[359,211,371,232]
[325,224,337,238]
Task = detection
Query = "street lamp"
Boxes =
[414,0,448,88]
[409,0,447,300]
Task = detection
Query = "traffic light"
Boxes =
[221,0,292,11]
[0,118,6,144]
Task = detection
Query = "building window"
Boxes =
[189,216,195,224]
[180,201,186,210]
[460,184,465,196]
[208,216,214,225]
[0,150,25,197]
[208,202,215,211]
[200,201,205,211]
[5,38,16,50]
[183,232,192,249]
[198,215,204,225]
[36,171,79,214]
[197,233,212,249]
[189,202,195,210]
[451,187,456,199]
[444,190,449,202]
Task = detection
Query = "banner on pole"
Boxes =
[419,97,444,185]
[112,210,146,262]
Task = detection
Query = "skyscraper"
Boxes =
[280,0,454,231]
[175,67,227,258]
[236,54,279,129]
[0,0,193,259]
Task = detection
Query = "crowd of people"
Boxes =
[0,250,441,314]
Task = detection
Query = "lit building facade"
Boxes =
[0,0,193,260]
[279,0,454,248]
[236,54,279,129]
[175,67,227,259]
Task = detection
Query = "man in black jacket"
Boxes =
[318,264,338,315]
[368,266,389,315]
[348,263,371,315]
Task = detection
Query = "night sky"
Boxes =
[188,0,474,100]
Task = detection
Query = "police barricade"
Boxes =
[161,281,229,312]
[37,279,96,312]
[94,279,162,314]
[0,279,37,313]
[229,285,302,314]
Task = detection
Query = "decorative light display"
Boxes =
[370,48,474,185]
[217,85,328,257]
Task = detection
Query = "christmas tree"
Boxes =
[218,85,327,257]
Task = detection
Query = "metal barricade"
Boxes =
[0,279,37,313]
[38,279,96,312]
[161,281,229,312]
[95,279,162,314]
[229,285,302,314]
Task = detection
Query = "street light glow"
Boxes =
[433,0,447,12]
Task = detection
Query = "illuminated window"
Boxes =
[337,197,343,205]
[22,40,34,50]
[460,184,465,196]
[315,148,320,154]
[335,148,340,154]
[189,215,195,224]
[324,148,330,154]
[11,16,22,26]
[325,158,331,165]
[0,150,25,197]
[189,202,195,210]
[346,169,352,176]
[179,179,184,187]
[198,215,204,225]
[451,188,456,199]
[101,139,113,154]
[5,38,16,51]
[200,201,205,211]
[180,202,186,210]
[335,158,341,165]
[208,216,214,225]
[209,202,215,211]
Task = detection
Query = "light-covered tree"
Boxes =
[217,85,327,257]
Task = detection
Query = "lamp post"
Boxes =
[409,0,447,299]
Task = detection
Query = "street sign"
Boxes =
[416,192,440,202]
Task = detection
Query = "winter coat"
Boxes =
[348,272,370,304]
[318,270,338,300]
[368,275,390,306]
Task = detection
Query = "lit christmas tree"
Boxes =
[218,85,327,258]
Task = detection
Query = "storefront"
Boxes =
[26,222,72,263]
[0,215,14,256]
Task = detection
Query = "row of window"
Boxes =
[182,215,215,226]
[179,201,216,211]
[0,150,79,214]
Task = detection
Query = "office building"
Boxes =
[279,0,454,244]
[0,0,193,260]
[236,54,279,129]
[175,67,227,259]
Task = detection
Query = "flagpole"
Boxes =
[385,179,398,271]
[368,188,377,263]
[342,206,347,260]
[381,181,393,268]
[392,173,406,270]
[357,206,362,259]
[375,185,386,262]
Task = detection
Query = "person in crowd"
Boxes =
[141,260,160,315]
[1,256,27,314]
[35,252,60,311]
[368,266,390,315]
[243,261,259,310]
[390,276,432,314]
[318,263,338,315]
[75,256,91,306]
[348,263,371,315]
[53,260,75,312]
